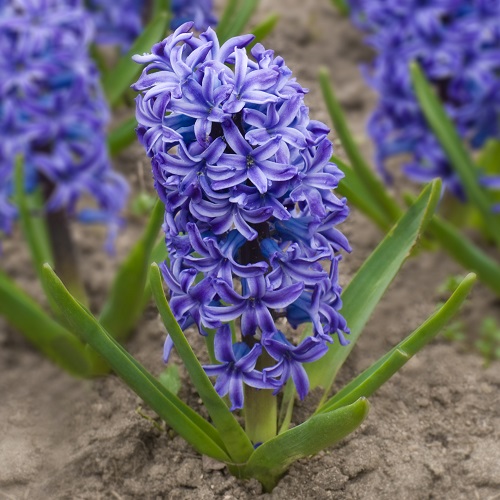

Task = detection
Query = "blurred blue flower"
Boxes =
[0,0,128,247]
[86,0,143,52]
[350,0,500,200]
[134,23,350,409]
[171,0,217,31]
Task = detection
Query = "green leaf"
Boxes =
[306,180,442,399]
[317,273,476,414]
[477,139,500,174]
[42,264,231,462]
[427,214,500,296]
[249,14,279,48]
[319,67,401,223]
[14,156,53,280]
[158,365,182,396]
[154,0,170,17]
[0,271,93,377]
[108,115,137,157]
[102,13,169,107]
[99,200,164,341]
[216,0,240,42]
[150,264,255,464]
[333,154,392,230]
[410,62,500,246]
[243,398,370,492]
[217,0,259,44]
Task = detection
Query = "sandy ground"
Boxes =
[1,1,500,499]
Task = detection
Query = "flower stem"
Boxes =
[244,350,277,445]
[41,177,88,307]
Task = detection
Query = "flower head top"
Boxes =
[171,0,217,31]
[0,0,128,250]
[134,23,350,410]
[86,0,143,52]
[350,0,500,199]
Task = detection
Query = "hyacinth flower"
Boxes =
[97,0,275,156]
[0,0,166,378]
[347,0,500,201]
[130,22,353,430]
[86,0,144,52]
[0,0,128,291]
[171,0,217,31]
[43,24,475,490]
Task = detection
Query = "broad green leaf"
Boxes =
[99,200,164,341]
[317,273,476,414]
[103,13,169,107]
[249,14,279,48]
[243,398,370,492]
[150,264,255,464]
[319,67,401,223]
[0,271,92,377]
[307,180,441,399]
[410,62,500,246]
[333,154,392,230]
[42,264,231,462]
[108,115,137,157]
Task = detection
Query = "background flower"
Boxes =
[349,0,500,199]
[0,0,128,248]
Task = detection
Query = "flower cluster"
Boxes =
[86,0,143,52]
[0,0,128,248]
[349,0,500,199]
[134,23,350,410]
[171,0,217,31]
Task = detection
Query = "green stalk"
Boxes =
[244,351,277,445]
[40,177,88,307]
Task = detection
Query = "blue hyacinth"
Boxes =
[0,0,128,249]
[349,0,500,200]
[86,0,143,52]
[134,23,350,410]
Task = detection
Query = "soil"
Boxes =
[1,1,500,499]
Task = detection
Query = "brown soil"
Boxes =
[1,1,500,499]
